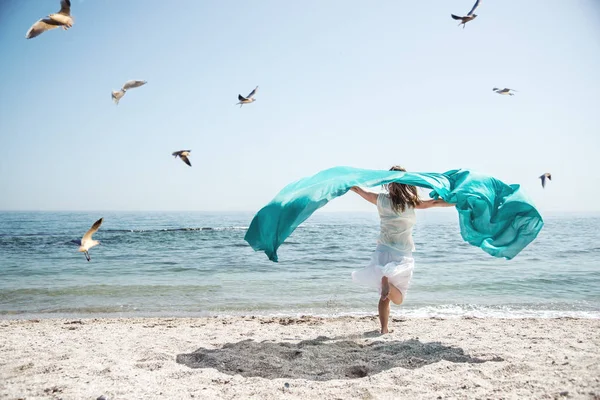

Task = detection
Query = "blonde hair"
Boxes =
[385,166,421,213]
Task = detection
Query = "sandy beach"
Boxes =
[1,316,598,399]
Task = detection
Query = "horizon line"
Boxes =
[1,209,599,214]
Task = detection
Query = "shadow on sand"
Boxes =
[176,335,502,381]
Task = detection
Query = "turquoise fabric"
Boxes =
[244,167,543,262]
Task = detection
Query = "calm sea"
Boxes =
[0,211,598,319]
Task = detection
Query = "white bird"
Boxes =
[26,0,73,39]
[78,218,103,262]
[111,80,147,105]
[539,173,551,188]
[493,87,517,96]
[172,150,192,167]
[451,0,481,29]
[236,86,258,107]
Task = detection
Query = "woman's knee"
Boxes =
[388,286,404,305]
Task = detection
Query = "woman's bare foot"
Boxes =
[380,276,390,301]
[381,327,389,334]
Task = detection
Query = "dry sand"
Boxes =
[0,316,598,399]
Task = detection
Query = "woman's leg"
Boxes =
[378,297,391,334]
[379,277,404,334]
[381,276,404,305]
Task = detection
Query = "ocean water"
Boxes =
[0,211,599,319]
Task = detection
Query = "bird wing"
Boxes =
[82,218,103,242]
[247,86,258,99]
[547,173,551,181]
[539,175,546,188]
[25,18,60,39]
[450,14,463,20]
[467,0,481,16]
[172,150,183,157]
[180,155,192,167]
[238,94,247,101]
[122,80,147,90]
[111,90,125,104]
[58,0,71,16]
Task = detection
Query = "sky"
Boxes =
[0,0,599,213]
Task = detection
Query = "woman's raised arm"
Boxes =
[414,199,454,209]
[349,186,378,205]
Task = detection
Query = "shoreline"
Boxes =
[2,307,599,321]
[1,316,599,399]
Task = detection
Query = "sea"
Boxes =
[0,211,599,319]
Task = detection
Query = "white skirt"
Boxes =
[352,244,415,297]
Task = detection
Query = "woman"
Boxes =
[350,166,454,334]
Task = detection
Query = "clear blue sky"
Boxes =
[0,0,599,212]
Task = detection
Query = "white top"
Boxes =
[377,193,416,253]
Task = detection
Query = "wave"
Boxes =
[0,232,57,237]
[0,284,223,300]
[2,305,599,320]
[0,226,250,243]
[104,226,249,233]
[395,305,600,319]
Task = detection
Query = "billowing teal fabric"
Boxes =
[244,167,543,262]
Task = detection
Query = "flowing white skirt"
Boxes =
[351,244,415,297]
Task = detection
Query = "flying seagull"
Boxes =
[236,86,258,107]
[451,0,481,29]
[26,0,73,39]
[111,80,147,105]
[78,217,103,262]
[172,150,192,167]
[493,87,517,96]
[539,173,551,188]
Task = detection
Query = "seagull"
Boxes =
[236,86,258,107]
[172,150,192,167]
[26,0,73,39]
[78,218,103,262]
[493,87,517,96]
[111,80,147,105]
[539,173,551,188]
[451,0,481,29]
